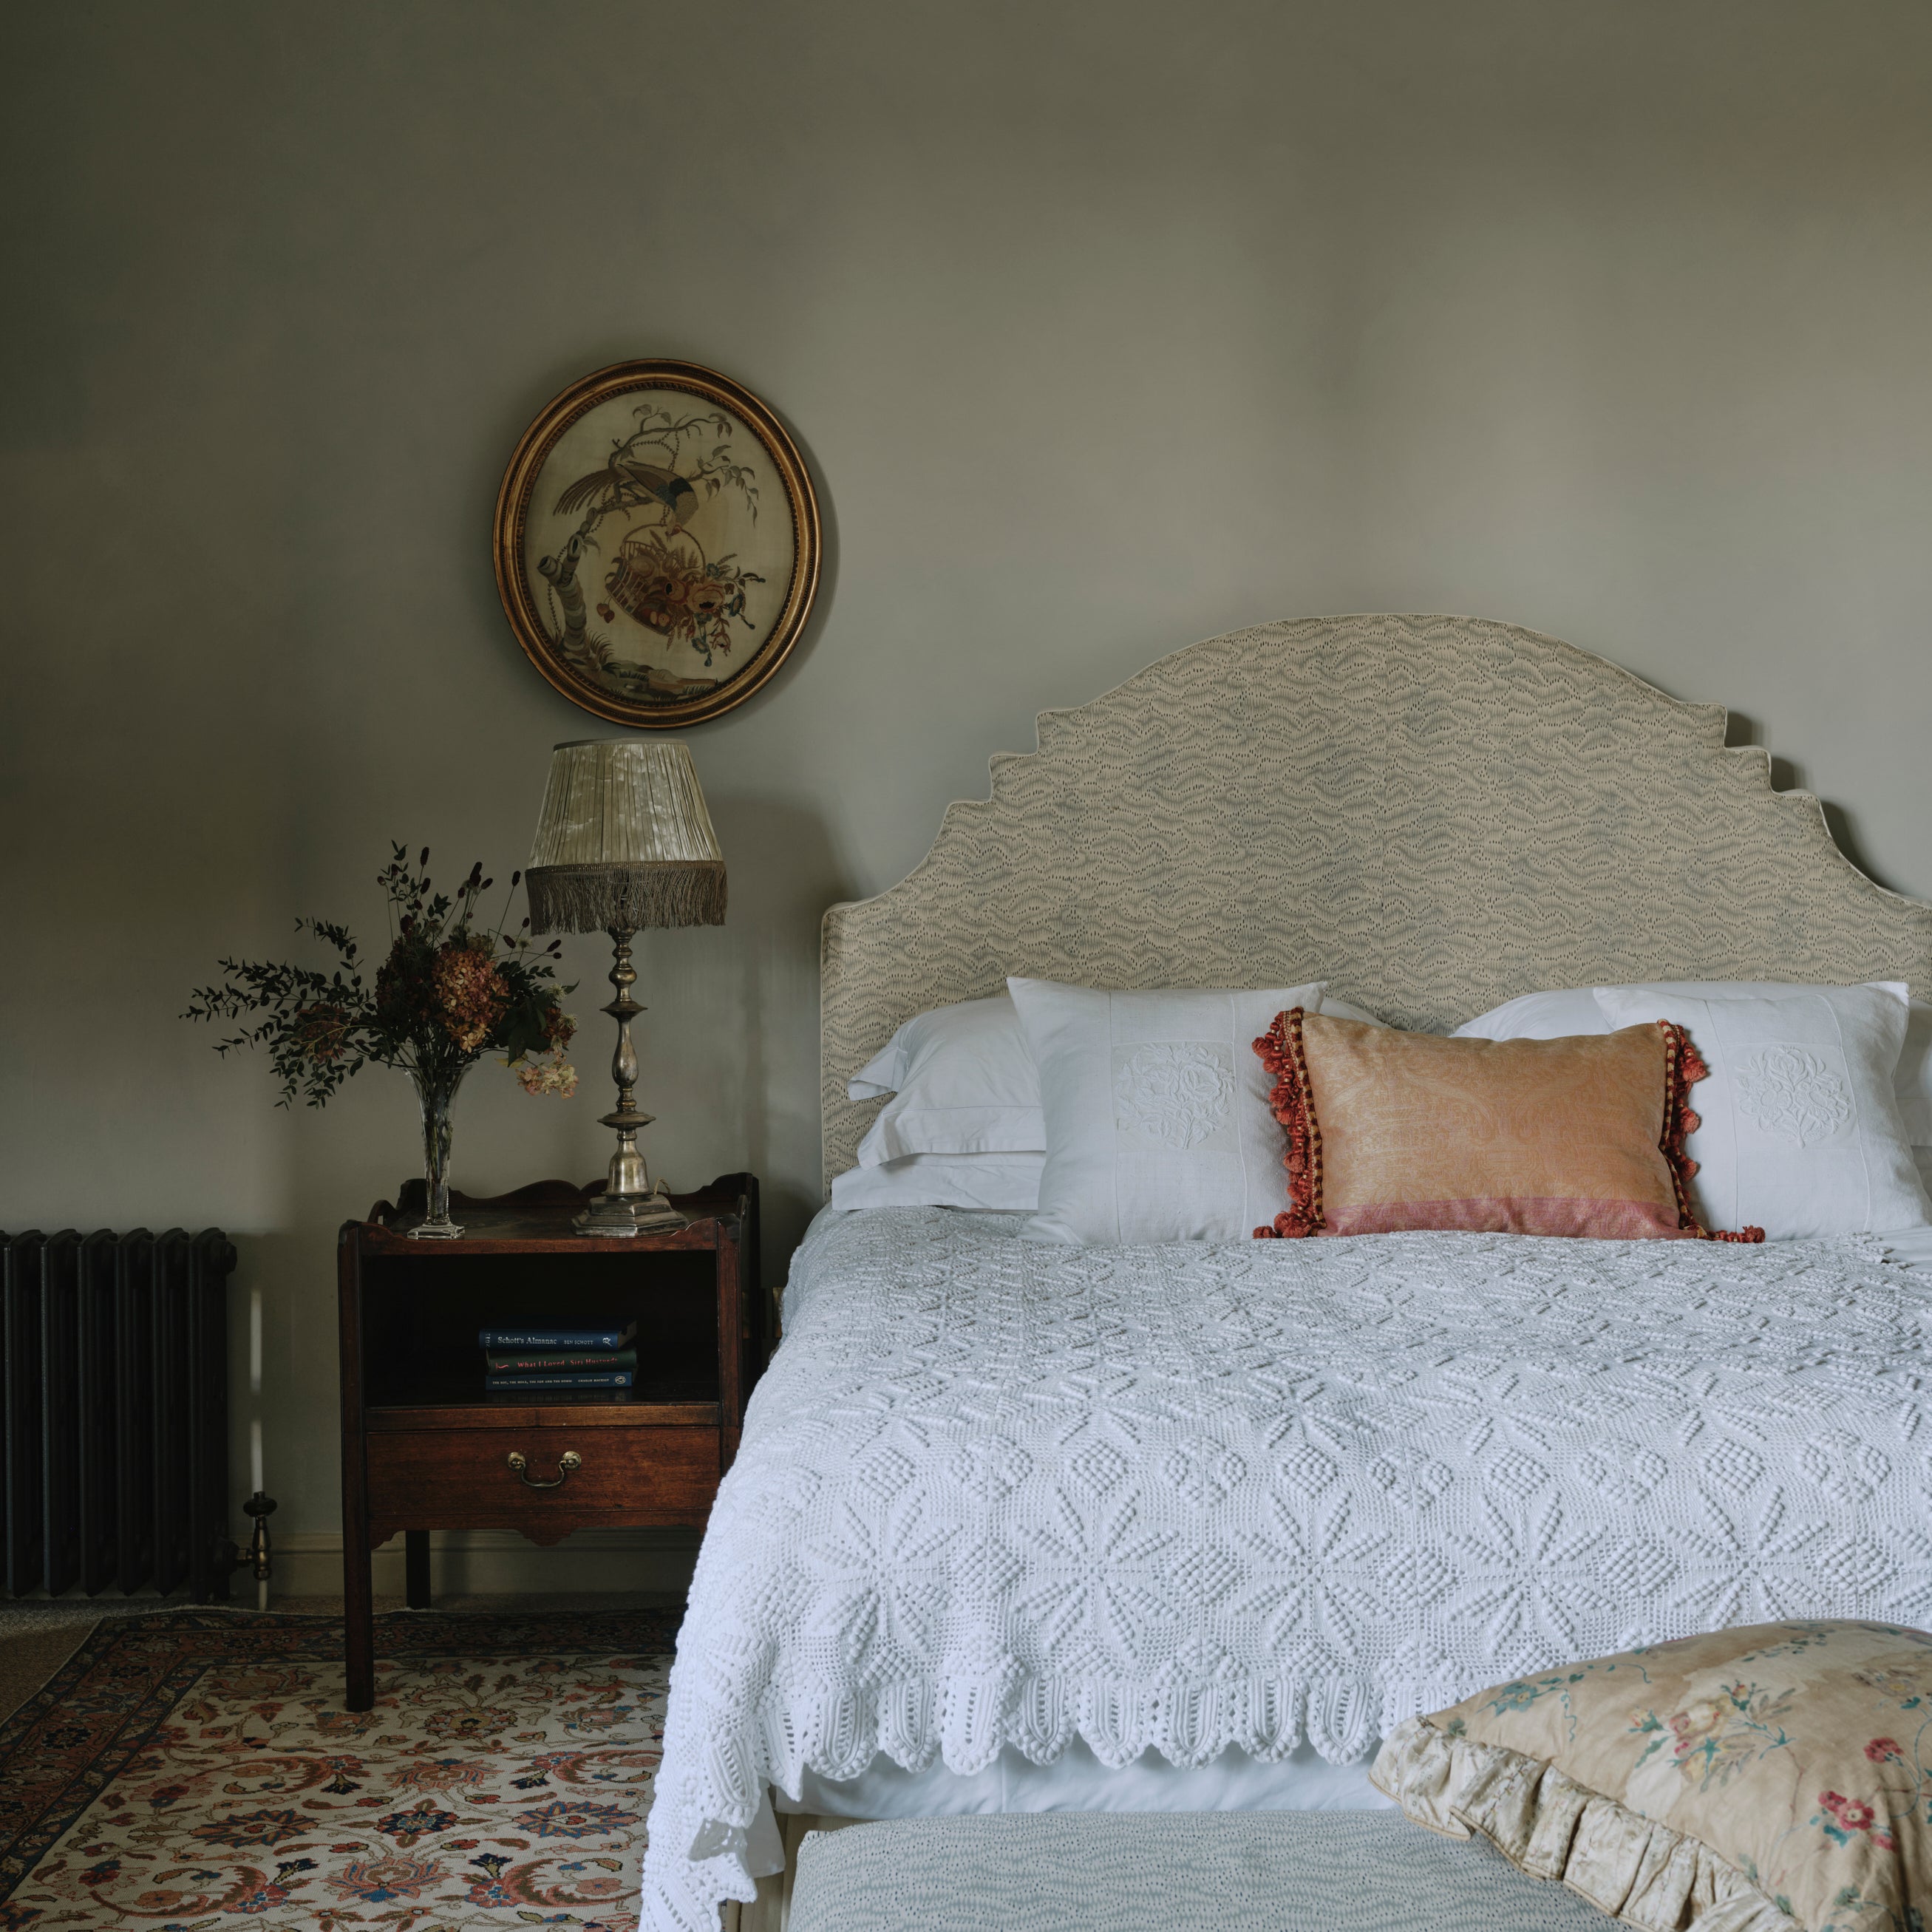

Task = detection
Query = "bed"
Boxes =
[640,614,1932,1932]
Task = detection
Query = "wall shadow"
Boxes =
[1723,708,1900,894]
[703,792,855,1288]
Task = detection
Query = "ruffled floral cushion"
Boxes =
[1371,1621,1932,1932]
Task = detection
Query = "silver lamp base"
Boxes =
[574,1188,686,1238]
[571,924,689,1237]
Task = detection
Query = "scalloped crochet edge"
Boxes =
[1370,1716,1800,1932]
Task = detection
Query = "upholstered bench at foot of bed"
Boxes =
[784,1811,1614,1932]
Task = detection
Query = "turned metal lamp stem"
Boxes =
[522,739,726,1240]
[575,926,682,1234]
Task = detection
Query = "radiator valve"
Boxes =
[238,1491,276,1584]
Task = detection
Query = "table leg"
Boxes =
[404,1530,431,1609]
[343,1526,375,1710]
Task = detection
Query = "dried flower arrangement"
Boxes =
[186,845,579,1235]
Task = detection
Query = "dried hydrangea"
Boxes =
[187,845,577,1109]
[432,936,508,1053]
[514,1051,579,1098]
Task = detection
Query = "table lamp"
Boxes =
[525,738,726,1235]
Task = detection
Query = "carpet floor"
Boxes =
[0,1605,679,1930]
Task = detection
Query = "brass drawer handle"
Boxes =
[506,1449,582,1490]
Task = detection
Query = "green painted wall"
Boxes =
[4,1,1930,1557]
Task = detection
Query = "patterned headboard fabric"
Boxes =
[820,614,1932,1189]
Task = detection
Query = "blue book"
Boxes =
[486,1369,635,1390]
[477,1322,636,1350]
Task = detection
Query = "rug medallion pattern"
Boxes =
[0,1608,677,1931]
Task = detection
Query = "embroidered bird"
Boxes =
[553,458,698,528]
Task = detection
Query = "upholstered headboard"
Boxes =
[820,614,1932,1189]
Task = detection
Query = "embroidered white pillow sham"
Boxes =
[1593,982,1928,1237]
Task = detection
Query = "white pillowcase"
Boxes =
[1593,982,1929,1238]
[1902,1000,1932,1144]
[1453,987,1608,1041]
[1008,977,1327,1245]
[1457,981,1931,1153]
[1316,995,1385,1027]
[830,1153,1044,1211]
[851,986,1376,1166]
[853,994,1044,1164]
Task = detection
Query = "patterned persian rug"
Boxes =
[0,1606,678,1931]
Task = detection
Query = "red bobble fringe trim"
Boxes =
[1658,1020,1763,1243]
[1251,1007,1322,1239]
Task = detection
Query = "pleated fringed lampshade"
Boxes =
[525,739,726,935]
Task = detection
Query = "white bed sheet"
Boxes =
[1882,1219,1932,1269]
[778,1737,1387,1818]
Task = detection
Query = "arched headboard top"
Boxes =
[820,614,1931,1188]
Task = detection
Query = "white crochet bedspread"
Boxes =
[640,1209,1932,1931]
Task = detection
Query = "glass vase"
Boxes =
[408,1061,472,1239]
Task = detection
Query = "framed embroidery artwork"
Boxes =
[494,359,821,728]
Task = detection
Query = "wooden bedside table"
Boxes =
[335,1174,761,1710]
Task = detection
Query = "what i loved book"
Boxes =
[485,1347,637,1374]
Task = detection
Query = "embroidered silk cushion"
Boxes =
[1009,977,1328,1244]
[1593,985,1928,1239]
[1252,1012,1761,1241]
[1372,1619,1932,1932]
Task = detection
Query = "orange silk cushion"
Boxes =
[1252,1011,1760,1242]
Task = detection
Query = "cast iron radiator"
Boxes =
[1,1227,243,1600]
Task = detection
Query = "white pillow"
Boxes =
[1460,982,1932,1152]
[1318,995,1386,1027]
[848,1020,922,1098]
[851,985,1373,1165]
[1457,979,1909,1039]
[1454,987,1607,1041]
[853,994,1044,1163]
[1902,1000,1932,1144]
[1009,977,1327,1245]
[1593,983,1929,1238]
[830,1153,1044,1211]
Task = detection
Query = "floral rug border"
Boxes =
[0,1606,681,1902]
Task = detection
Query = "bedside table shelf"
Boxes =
[336,1173,761,1709]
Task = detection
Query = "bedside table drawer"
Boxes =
[364,1423,719,1537]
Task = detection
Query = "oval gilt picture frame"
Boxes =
[494,359,820,729]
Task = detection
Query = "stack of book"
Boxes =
[479,1321,638,1393]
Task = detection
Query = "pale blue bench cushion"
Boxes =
[790,1810,1612,1932]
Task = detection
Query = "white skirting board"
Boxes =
[268,1525,701,1602]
